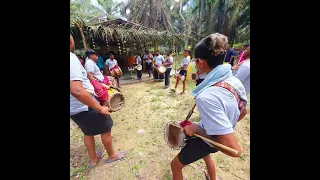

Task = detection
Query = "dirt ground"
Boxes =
[70,77,250,180]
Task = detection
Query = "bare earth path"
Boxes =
[70,77,250,180]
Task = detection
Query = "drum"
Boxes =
[136,64,142,71]
[107,86,125,112]
[164,121,187,150]
[180,75,185,81]
[106,76,116,87]
[158,65,167,74]
[191,73,198,80]
[110,67,123,77]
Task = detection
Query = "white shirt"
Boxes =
[233,60,250,94]
[84,58,104,82]
[143,53,153,63]
[105,59,118,70]
[135,56,142,64]
[70,52,95,115]
[154,55,165,66]
[165,55,174,68]
[182,57,190,70]
[197,76,247,136]
[198,72,206,79]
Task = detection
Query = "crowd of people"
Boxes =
[70,32,250,180]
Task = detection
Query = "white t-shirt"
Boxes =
[84,58,104,82]
[70,52,95,115]
[143,53,154,63]
[135,56,142,64]
[105,59,118,70]
[165,55,174,68]
[198,72,206,79]
[196,76,247,136]
[154,55,165,66]
[233,61,250,94]
[182,57,190,70]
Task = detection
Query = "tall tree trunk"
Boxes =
[75,22,88,50]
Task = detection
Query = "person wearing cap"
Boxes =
[171,49,191,95]
[70,34,126,169]
[84,49,105,82]
[105,53,121,88]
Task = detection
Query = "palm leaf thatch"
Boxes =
[85,18,185,45]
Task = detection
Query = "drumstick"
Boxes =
[184,104,197,122]
[193,134,239,155]
[171,123,239,155]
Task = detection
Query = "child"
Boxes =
[171,50,191,95]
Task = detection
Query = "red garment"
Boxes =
[180,120,193,128]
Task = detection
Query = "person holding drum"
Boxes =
[143,50,154,78]
[135,53,142,80]
[70,34,126,169]
[153,51,165,81]
[171,49,191,95]
[170,33,247,180]
[164,50,174,88]
[105,53,121,88]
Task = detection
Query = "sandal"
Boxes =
[105,151,126,164]
[89,149,105,168]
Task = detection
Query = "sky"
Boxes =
[91,0,126,19]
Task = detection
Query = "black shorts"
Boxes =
[146,63,152,71]
[196,79,204,86]
[70,108,113,136]
[179,70,187,77]
[178,137,218,165]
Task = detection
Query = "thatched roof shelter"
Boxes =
[86,18,183,46]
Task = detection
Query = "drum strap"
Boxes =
[212,82,245,112]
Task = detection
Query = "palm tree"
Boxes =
[119,0,173,31]
[70,0,105,50]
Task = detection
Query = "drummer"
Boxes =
[170,33,247,180]
[135,53,142,80]
[171,50,191,95]
[164,50,174,88]
[153,51,165,81]
[105,53,121,88]
[84,49,104,82]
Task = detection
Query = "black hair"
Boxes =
[184,49,192,59]
[194,33,227,69]
[168,50,173,54]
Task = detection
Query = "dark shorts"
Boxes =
[179,70,187,77]
[196,79,204,86]
[178,137,218,165]
[146,63,152,71]
[70,108,113,136]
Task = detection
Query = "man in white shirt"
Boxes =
[164,50,174,88]
[84,49,104,82]
[105,54,121,88]
[70,34,126,169]
[153,51,165,81]
[171,50,191,95]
